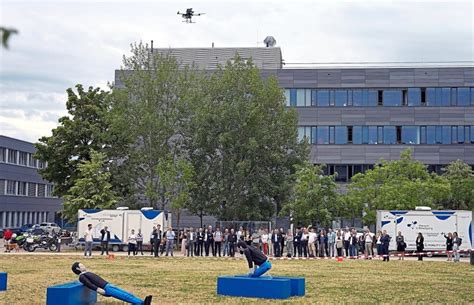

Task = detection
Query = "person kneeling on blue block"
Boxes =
[71,262,152,305]
[237,241,272,277]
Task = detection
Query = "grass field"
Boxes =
[0,255,473,304]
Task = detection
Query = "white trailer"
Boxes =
[77,208,171,252]
[376,210,472,252]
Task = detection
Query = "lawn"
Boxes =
[0,255,473,304]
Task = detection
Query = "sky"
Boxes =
[1,0,473,142]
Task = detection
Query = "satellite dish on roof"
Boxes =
[264,36,276,47]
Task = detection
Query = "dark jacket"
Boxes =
[271,233,282,244]
[243,245,268,268]
[293,231,302,244]
[79,272,108,291]
[152,229,161,243]
[381,234,391,247]
[416,236,424,251]
[228,233,237,243]
[206,232,214,243]
[197,232,205,242]
[100,229,110,242]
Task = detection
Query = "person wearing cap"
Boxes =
[71,262,152,305]
[236,240,272,277]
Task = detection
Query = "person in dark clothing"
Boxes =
[279,228,285,257]
[204,228,214,256]
[152,225,161,257]
[228,228,237,257]
[237,241,272,277]
[271,229,282,257]
[294,228,302,257]
[100,227,111,255]
[196,228,204,256]
[381,230,391,262]
[150,226,156,255]
[71,262,152,305]
[444,232,453,261]
[416,233,424,261]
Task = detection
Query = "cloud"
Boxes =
[0,0,473,141]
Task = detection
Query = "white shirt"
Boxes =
[84,229,93,242]
[365,233,374,242]
[308,232,317,243]
[237,230,242,240]
[301,233,308,241]
[261,234,269,243]
[128,233,137,244]
[343,232,351,241]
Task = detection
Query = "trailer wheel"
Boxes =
[112,245,120,252]
[122,245,128,252]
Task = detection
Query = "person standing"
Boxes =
[136,229,144,255]
[271,229,282,257]
[84,224,93,257]
[208,226,215,256]
[300,227,309,257]
[285,229,293,257]
[416,232,424,261]
[100,226,110,255]
[197,227,204,256]
[204,228,212,256]
[279,228,285,257]
[165,227,175,257]
[318,230,326,257]
[150,226,156,256]
[343,227,351,257]
[335,231,344,257]
[444,232,454,261]
[228,228,237,257]
[308,228,317,257]
[381,230,391,262]
[180,230,188,256]
[152,225,161,257]
[327,228,336,258]
[375,230,383,258]
[187,228,195,257]
[127,229,137,256]
[364,229,374,259]
[237,226,243,242]
[223,228,229,256]
[452,232,462,262]
[395,231,406,260]
[261,229,269,255]
[3,228,13,253]
[294,227,302,257]
[214,227,223,257]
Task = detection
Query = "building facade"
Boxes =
[0,135,62,229]
[115,46,474,182]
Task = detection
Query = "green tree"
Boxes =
[62,151,117,221]
[443,160,474,210]
[346,149,451,225]
[0,27,18,49]
[281,163,339,227]
[187,57,308,221]
[35,85,111,197]
[111,42,202,209]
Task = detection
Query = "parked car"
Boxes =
[38,222,61,233]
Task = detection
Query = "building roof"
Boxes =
[152,47,282,70]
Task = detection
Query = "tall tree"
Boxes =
[280,163,339,227]
[443,160,474,210]
[346,149,451,225]
[62,151,117,221]
[35,85,111,197]
[187,57,308,221]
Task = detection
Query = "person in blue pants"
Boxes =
[71,262,152,305]
[237,241,272,277]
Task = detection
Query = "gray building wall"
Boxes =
[0,135,62,228]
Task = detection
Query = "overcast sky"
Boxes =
[1,0,473,142]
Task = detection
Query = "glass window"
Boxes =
[18,182,27,196]
[298,127,305,142]
[367,90,378,106]
[37,184,45,197]
[471,88,474,106]
[435,126,442,144]
[402,126,420,144]
[465,126,471,144]
[441,88,451,106]
[408,88,421,106]
[452,126,458,143]
[311,127,317,144]
[353,165,363,176]
[28,154,36,167]
[383,90,402,106]
[352,90,363,106]
[305,89,312,107]
[383,126,396,144]
[335,165,348,182]
[362,126,369,144]
[426,126,436,144]
[458,126,465,144]
[6,180,16,195]
[290,89,297,106]
[426,88,436,106]
[471,126,474,143]
[352,126,362,144]
[0,148,5,162]
[329,91,335,106]
[329,126,335,144]
[442,126,451,144]
[368,126,378,144]
[284,89,291,106]
[457,88,470,106]
[317,90,330,107]
[317,126,329,144]
[19,152,27,166]
[335,90,348,107]
[8,149,17,164]
[28,183,36,197]
[451,88,457,106]
[335,126,347,144]
[305,127,311,142]
[420,126,426,144]
[377,126,384,144]
[296,89,306,107]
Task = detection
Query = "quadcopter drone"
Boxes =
[177,8,205,23]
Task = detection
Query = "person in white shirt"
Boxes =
[260,230,269,255]
[364,229,374,258]
[128,229,137,256]
[343,227,351,257]
[136,229,144,255]
[308,228,317,257]
[84,224,93,257]
[237,227,243,242]
[300,227,309,257]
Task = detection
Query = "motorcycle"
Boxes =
[25,233,58,252]
[10,233,28,248]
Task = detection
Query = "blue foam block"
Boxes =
[272,277,305,296]
[0,272,7,291]
[217,276,291,299]
[46,281,97,305]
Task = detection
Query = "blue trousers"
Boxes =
[104,284,143,305]
[251,261,272,278]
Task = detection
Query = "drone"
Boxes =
[177,8,205,23]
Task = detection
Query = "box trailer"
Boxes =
[77,209,171,252]
[376,210,472,252]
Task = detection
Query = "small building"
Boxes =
[0,135,62,229]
